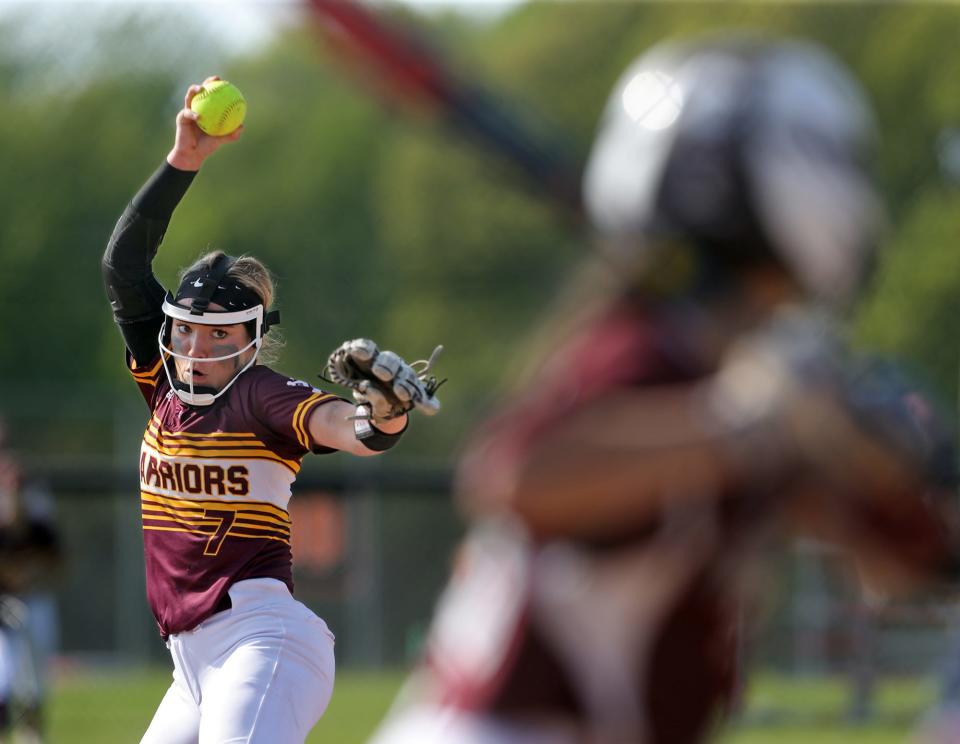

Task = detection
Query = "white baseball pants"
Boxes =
[140,578,335,744]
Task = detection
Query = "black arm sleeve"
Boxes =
[102,162,198,364]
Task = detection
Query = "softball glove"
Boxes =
[326,338,443,422]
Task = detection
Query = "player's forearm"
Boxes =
[102,161,198,360]
[458,388,750,541]
[307,400,408,457]
[371,414,408,435]
[472,438,740,542]
[785,477,959,595]
[132,160,198,219]
[167,148,205,173]
[103,162,197,291]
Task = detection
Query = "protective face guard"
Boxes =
[159,297,264,406]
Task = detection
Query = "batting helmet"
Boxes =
[583,34,883,308]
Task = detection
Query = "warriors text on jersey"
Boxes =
[130,353,342,638]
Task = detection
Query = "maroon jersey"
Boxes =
[424,296,953,743]
[129,354,342,637]
[422,298,759,743]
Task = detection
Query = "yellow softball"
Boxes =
[190,80,247,137]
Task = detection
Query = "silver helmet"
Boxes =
[583,35,883,307]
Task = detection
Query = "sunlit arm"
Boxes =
[457,386,746,542]
[308,399,408,457]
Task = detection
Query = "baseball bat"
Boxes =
[303,0,583,216]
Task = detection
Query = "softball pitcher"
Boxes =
[102,77,442,744]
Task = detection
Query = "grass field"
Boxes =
[45,666,404,743]
[41,665,937,743]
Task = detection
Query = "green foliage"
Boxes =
[856,187,960,396]
[45,666,406,743]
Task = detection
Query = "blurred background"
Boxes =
[1,0,960,741]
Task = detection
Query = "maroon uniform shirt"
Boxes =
[130,354,341,638]
[422,297,742,743]
[421,296,954,743]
